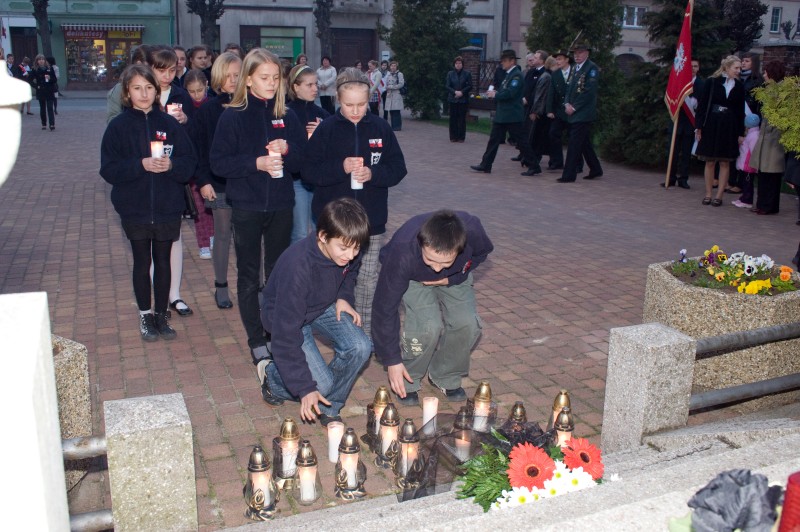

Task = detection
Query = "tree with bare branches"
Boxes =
[185,0,225,48]
[314,0,334,59]
[31,0,53,58]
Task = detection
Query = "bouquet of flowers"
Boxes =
[457,429,605,512]
[671,246,796,295]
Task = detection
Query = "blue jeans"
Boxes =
[266,304,372,416]
[291,179,314,244]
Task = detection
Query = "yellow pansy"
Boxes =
[707,267,715,275]
[715,272,725,282]
[711,245,719,253]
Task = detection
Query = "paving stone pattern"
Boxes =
[1,103,797,530]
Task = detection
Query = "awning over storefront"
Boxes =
[61,24,145,32]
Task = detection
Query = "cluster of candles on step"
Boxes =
[243,383,576,521]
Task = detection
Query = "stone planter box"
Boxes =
[643,261,800,412]
[52,335,91,491]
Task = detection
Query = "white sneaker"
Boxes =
[731,200,752,208]
[199,247,211,259]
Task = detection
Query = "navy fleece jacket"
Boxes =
[301,111,406,235]
[371,212,494,366]
[100,107,197,224]
[192,92,231,192]
[261,234,361,398]
[209,93,306,212]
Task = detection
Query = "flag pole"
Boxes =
[665,116,679,189]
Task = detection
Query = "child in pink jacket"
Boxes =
[732,114,760,208]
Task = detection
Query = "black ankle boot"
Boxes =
[154,312,177,340]
[139,313,159,342]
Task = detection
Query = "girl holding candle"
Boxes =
[100,64,198,341]
[194,52,242,309]
[302,67,407,338]
[287,64,330,244]
[152,46,196,318]
[210,48,306,366]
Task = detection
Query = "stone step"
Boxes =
[226,419,800,531]
[644,416,800,451]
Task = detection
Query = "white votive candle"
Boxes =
[373,404,386,435]
[340,452,358,489]
[298,465,317,503]
[455,436,470,462]
[150,141,164,158]
[327,421,345,464]
[268,149,283,178]
[380,424,398,456]
[473,401,490,432]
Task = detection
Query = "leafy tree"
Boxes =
[644,0,732,68]
[30,0,53,58]
[525,0,624,152]
[314,0,334,59]
[379,0,469,119]
[719,0,767,53]
[185,0,225,48]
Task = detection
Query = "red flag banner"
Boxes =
[664,0,694,121]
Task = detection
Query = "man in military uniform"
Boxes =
[557,41,603,183]
[470,49,537,175]
[546,49,572,170]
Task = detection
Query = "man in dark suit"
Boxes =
[558,41,603,183]
[470,49,537,175]
[664,59,702,189]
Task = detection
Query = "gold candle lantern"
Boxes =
[272,417,300,489]
[548,389,571,431]
[335,428,367,500]
[362,386,391,451]
[554,406,575,448]
[502,400,528,435]
[396,418,422,488]
[293,440,322,505]
[375,403,400,469]
[471,381,494,432]
[243,445,279,520]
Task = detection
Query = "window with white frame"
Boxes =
[622,6,648,28]
[770,7,782,33]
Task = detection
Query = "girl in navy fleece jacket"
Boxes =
[100,64,197,342]
[302,67,407,338]
[210,48,307,366]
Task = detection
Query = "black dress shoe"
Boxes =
[556,177,575,183]
[677,179,690,189]
[660,179,677,188]
[169,299,193,316]
[470,165,491,173]
[521,167,542,176]
[510,155,522,162]
[583,172,603,180]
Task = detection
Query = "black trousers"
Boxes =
[531,116,552,166]
[39,96,55,127]
[480,121,535,170]
[561,121,602,181]
[670,129,695,180]
[449,102,468,141]
[756,172,782,213]
[231,208,293,349]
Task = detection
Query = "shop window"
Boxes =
[240,26,304,60]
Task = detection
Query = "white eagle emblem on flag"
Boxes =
[673,43,687,74]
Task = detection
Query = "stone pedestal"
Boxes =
[601,323,696,453]
[105,393,197,531]
[52,335,91,491]
[643,261,800,412]
[0,292,70,530]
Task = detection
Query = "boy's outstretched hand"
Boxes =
[300,391,331,423]
[387,363,413,398]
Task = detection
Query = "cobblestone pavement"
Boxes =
[1,101,797,529]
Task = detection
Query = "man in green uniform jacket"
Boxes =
[557,41,603,183]
[471,49,538,175]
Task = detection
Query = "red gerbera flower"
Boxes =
[562,437,604,480]
[506,442,555,490]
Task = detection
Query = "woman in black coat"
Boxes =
[31,54,57,130]
[695,55,746,206]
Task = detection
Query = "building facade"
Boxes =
[1,0,173,89]
[3,0,799,89]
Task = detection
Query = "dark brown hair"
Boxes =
[417,210,467,255]
[120,64,160,108]
[317,198,370,248]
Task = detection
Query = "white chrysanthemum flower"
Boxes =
[552,460,569,481]
[565,466,596,492]
[541,478,563,498]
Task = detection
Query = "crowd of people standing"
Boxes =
[98,43,495,427]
